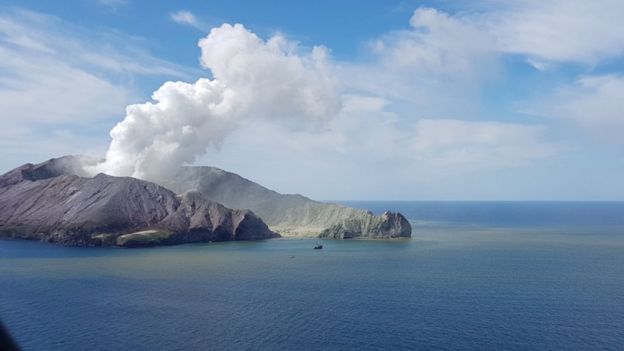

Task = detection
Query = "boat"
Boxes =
[313,241,323,250]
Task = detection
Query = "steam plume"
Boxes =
[90,23,340,181]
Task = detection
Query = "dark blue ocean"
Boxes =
[2,202,624,350]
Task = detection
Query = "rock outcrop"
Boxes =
[162,166,412,238]
[319,211,411,239]
[0,158,279,247]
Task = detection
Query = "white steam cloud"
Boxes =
[91,23,339,180]
[88,13,559,187]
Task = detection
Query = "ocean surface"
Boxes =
[1,201,624,350]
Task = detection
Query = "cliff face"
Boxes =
[319,211,411,239]
[0,158,278,247]
[162,166,412,239]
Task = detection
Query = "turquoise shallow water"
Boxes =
[1,202,624,350]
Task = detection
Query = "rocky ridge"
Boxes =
[0,158,278,247]
[0,155,412,245]
[163,166,412,238]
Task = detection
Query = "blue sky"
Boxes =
[1,0,623,200]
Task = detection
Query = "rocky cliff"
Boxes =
[162,166,412,238]
[319,211,411,239]
[0,158,278,247]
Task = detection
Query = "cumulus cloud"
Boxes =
[198,24,339,126]
[93,24,340,180]
[97,79,237,179]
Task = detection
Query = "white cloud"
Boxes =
[15,9,554,198]
[529,74,624,140]
[310,98,557,173]
[372,7,497,77]
[170,10,207,31]
[97,78,238,179]
[446,1,624,145]
[94,21,556,183]
[93,23,341,180]
[0,8,192,172]
[198,24,339,127]
[5,4,617,199]
[0,13,126,125]
[555,75,624,127]
[336,7,499,123]
[377,2,624,70]
[196,106,558,199]
[488,0,624,66]
[0,9,190,124]
[410,119,557,171]
[0,46,130,124]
